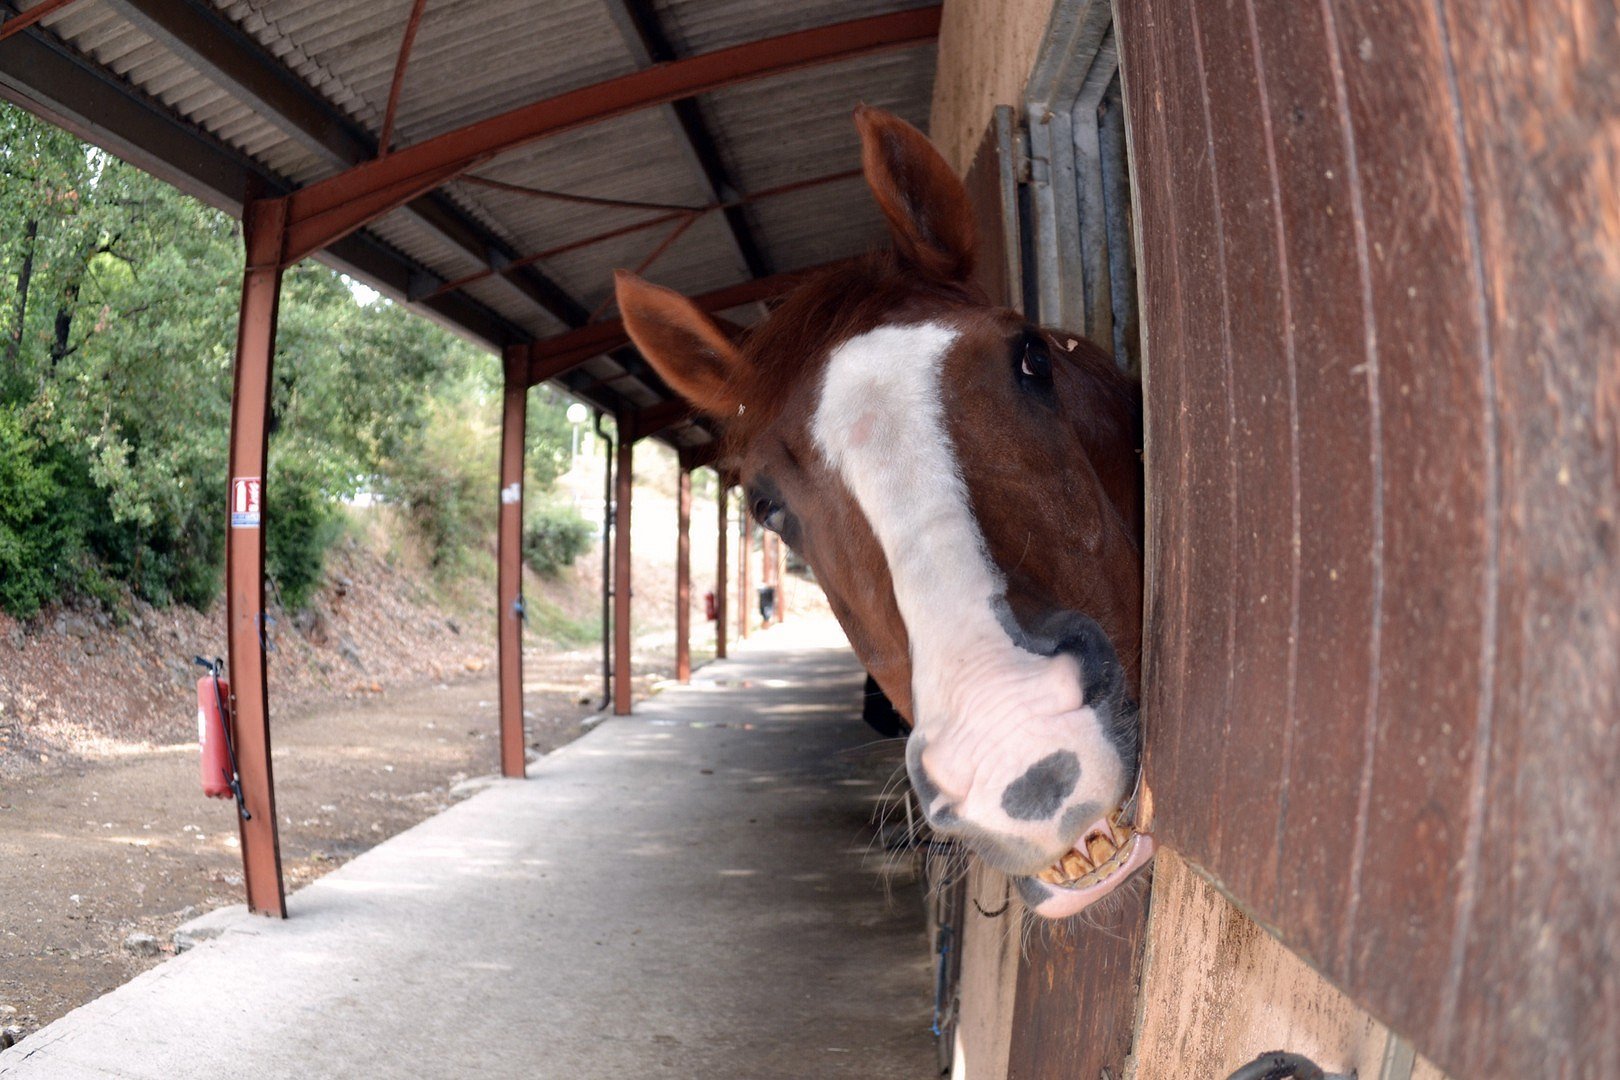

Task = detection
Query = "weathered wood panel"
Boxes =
[1245,0,1382,970]
[1435,3,1620,1076]
[962,106,1026,318]
[1151,0,1239,876]
[1186,0,1298,914]
[1130,0,1197,873]
[1325,0,1492,1040]
[1116,0,1620,1074]
[1129,852,1448,1080]
[1005,885,1149,1080]
[952,865,1024,1080]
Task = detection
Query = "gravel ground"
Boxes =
[0,641,681,1043]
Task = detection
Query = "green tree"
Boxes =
[0,101,582,617]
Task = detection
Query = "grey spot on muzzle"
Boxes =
[1001,750,1081,821]
[1059,800,1105,838]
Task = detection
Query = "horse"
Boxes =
[614,106,1153,919]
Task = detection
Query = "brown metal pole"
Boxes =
[675,467,692,683]
[613,433,634,714]
[775,531,788,623]
[597,415,612,709]
[763,532,778,626]
[225,198,288,918]
[738,508,751,640]
[714,482,728,660]
[378,0,429,157]
[496,356,526,778]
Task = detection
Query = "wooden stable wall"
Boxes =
[1115,2,1620,1077]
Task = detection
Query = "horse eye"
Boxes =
[1018,333,1053,382]
[752,497,786,535]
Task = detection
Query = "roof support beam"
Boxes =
[521,259,854,386]
[277,7,942,264]
[105,0,587,326]
[606,0,770,280]
[424,168,858,303]
[624,400,694,443]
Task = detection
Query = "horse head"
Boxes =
[615,106,1153,919]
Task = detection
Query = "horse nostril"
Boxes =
[1000,750,1082,821]
[1044,613,1125,708]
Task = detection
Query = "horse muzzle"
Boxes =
[905,609,1154,917]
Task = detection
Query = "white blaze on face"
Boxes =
[811,323,1120,849]
[812,323,1008,706]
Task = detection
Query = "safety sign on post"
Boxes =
[231,476,262,528]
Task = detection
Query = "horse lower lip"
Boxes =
[1025,814,1157,918]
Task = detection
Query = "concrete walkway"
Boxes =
[0,617,934,1079]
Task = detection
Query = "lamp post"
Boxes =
[566,401,589,463]
[566,401,590,510]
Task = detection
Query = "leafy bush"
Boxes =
[523,502,593,577]
[0,407,78,617]
[386,396,495,573]
[264,459,343,611]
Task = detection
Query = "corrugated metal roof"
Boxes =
[653,0,935,54]
[8,0,940,432]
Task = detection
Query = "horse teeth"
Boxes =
[1038,866,1064,885]
[1061,851,1091,878]
[1087,835,1116,865]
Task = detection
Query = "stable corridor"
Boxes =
[0,617,934,1079]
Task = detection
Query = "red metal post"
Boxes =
[613,433,634,714]
[675,467,692,683]
[715,483,728,660]
[762,532,777,626]
[497,353,526,778]
[775,530,788,623]
[738,510,751,640]
[225,198,288,918]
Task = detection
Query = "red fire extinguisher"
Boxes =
[704,590,717,621]
[195,657,250,819]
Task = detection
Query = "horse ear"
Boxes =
[614,270,745,418]
[855,105,975,284]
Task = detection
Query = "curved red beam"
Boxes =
[277,7,941,265]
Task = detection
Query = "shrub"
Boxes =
[0,407,73,617]
[387,406,492,573]
[264,462,343,611]
[522,502,593,577]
